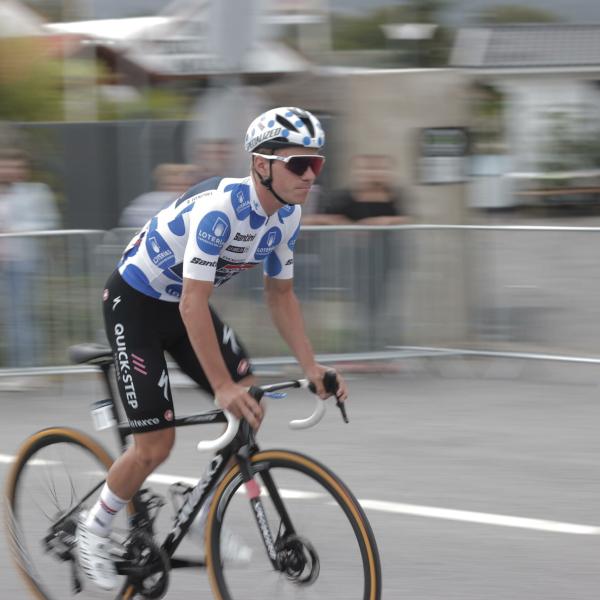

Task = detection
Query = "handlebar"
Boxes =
[197,373,346,452]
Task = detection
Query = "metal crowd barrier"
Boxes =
[2,225,600,373]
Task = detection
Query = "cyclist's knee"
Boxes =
[132,428,175,470]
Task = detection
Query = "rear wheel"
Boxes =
[206,449,381,600]
[4,427,133,599]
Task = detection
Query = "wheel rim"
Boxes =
[207,451,380,600]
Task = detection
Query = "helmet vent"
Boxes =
[275,115,298,132]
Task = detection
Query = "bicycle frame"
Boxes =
[95,361,303,572]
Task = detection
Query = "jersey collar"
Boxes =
[248,176,269,218]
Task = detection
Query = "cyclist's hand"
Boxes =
[306,364,348,402]
[215,381,264,430]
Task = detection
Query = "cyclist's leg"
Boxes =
[166,306,255,557]
[166,303,254,393]
[76,271,179,589]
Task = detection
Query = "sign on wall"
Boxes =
[419,127,469,184]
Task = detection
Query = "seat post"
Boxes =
[99,363,129,449]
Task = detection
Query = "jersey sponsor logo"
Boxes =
[225,245,247,254]
[196,211,231,255]
[129,417,160,429]
[213,259,258,287]
[146,232,175,269]
[165,284,182,298]
[285,258,294,266]
[227,183,251,220]
[114,323,138,409]
[254,227,282,260]
[234,232,256,242]
[191,257,217,267]
[131,353,147,376]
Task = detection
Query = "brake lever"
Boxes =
[308,371,349,424]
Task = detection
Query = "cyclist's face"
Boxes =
[270,147,323,205]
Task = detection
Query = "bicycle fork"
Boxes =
[236,450,295,569]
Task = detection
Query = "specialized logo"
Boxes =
[112,296,122,311]
[172,454,224,538]
[146,232,175,269]
[253,500,277,560]
[158,369,169,402]
[246,127,282,152]
[285,258,294,266]
[196,211,231,255]
[223,325,240,354]
[191,257,217,267]
[129,417,160,429]
[114,323,138,409]
[254,227,282,260]
[234,232,256,242]
[225,245,246,254]
[131,353,147,376]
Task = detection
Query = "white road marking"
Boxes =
[357,499,600,535]
[0,454,59,466]
[2,454,598,535]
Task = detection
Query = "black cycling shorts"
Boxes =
[102,270,252,433]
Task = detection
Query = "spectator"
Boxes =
[303,154,407,225]
[303,154,409,349]
[119,163,198,228]
[0,147,60,369]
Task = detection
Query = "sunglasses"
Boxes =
[253,153,326,177]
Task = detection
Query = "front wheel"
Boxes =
[205,449,381,600]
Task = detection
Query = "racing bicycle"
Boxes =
[5,343,382,600]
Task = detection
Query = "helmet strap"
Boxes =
[254,160,292,206]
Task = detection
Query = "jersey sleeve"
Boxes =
[182,190,233,282]
[263,206,301,280]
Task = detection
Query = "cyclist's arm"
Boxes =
[264,276,348,401]
[180,278,262,428]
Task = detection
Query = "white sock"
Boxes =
[85,483,128,537]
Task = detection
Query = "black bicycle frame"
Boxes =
[96,363,303,570]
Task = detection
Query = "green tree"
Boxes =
[331,0,453,66]
[476,5,562,24]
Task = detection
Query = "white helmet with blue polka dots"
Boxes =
[244,106,325,152]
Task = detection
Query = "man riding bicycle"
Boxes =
[77,106,348,590]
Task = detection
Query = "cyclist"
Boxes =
[76,106,348,590]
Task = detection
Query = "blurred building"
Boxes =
[452,25,600,209]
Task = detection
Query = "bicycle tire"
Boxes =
[4,427,121,600]
[205,449,381,600]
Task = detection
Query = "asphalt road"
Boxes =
[2,359,600,599]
